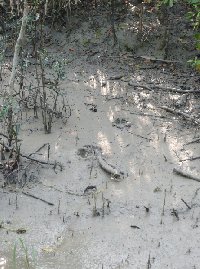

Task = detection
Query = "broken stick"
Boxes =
[173,168,200,183]
[181,198,191,209]
[0,141,61,167]
[22,191,54,206]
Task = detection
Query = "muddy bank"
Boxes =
[1,2,200,269]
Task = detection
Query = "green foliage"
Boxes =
[39,50,67,80]
[52,59,67,80]
[0,97,17,121]
[12,238,36,269]
[186,0,200,70]
[187,0,200,29]
[188,57,200,69]
[161,0,177,7]
[195,32,200,50]
[0,104,9,119]
[82,38,90,47]
[95,29,102,39]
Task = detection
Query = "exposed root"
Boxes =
[160,106,200,125]
[77,145,125,181]
[95,150,124,181]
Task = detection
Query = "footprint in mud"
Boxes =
[77,145,100,158]
[112,117,131,130]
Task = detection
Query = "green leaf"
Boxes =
[188,0,200,4]
[195,33,200,40]
[196,43,200,50]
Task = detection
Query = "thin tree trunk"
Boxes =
[9,0,30,96]
[111,0,117,46]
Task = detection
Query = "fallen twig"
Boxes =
[135,55,182,64]
[28,143,49,157]
[185,138,200,146]
[173,167,200,182]
[0,223,26,234]
[128,82,199,94]
[128,131,151,142]
[147,253,151,269]
[39,182,86,196]
[180,156,200,162]
[162,189,167,216]
[106,96,124,101]
[0,132,11,140]
[22,191,54,206]
[130,111,167,119]
[39,182,84,197]
[128,82,152,90]
[159,106,200,125]
[181,198,191,209]
[109,75,123,80]
[0,132,22,142]
[20,153,57,166]
[130,225,140,229]
[155,85,200,94]
[160,189,166,224]
[0,141,60,166]
[192,187,200,202]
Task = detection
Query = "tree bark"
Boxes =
[9,0,30,96]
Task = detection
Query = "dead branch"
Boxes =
[128,82,200,94]
[22,191,54,205]
[109,75,123,80]
[155,85,200,94]
[0,224,26,234]
[39,182,84,197]
[185,138,200,146]
[127,54,182,64]
[139,56,180,63]
[181,198,191,209]
[0,132,10,140]
[106,96,124,101]
[128,82,152,91]
[28,143,49,157]
[128,131,152,142]
[130,111,167,119]
[0,132,22,142]
[159,106,200,125]
[20,153,58,166]
[0,141,62,169]
[173,168,200,183]
[180,156,200,162]
[1,188,54,205]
